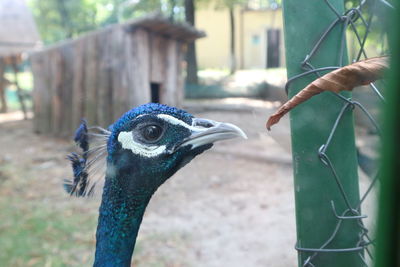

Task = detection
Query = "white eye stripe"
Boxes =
[118,131,166,158]
[156,114,191,128]
[156,114,205,132]
[135,114,197,131]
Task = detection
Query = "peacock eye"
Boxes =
[141,125,163,142]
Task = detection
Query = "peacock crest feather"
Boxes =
[64,119,110,197]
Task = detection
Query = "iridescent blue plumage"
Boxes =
[74,119,89,152]
[64,120,91,196]
[66,103,247,267]
[108,103,193,154]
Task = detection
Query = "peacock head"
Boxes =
[66,103,247,197]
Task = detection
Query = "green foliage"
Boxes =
[27,0,98,44]
[345,0,392,56]
[197,0,278,10]
[27,0,283,44]
[27,0,186,44]
[4,71,33,91]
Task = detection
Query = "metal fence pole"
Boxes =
[375,5,400,267]
[282,1,362,266]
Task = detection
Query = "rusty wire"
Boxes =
[285,0,393,266]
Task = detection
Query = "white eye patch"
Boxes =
[117,114,207,157]
[118,131,167,158]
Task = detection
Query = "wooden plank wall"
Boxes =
[31,26,186,137]
[128,28,150,108]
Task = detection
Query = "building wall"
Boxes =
[195,5,232,69]
[241,9,285,69]
[196,4,285,70]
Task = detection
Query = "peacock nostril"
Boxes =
[192,118,216,128]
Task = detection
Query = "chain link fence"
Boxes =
[284,0,393,266]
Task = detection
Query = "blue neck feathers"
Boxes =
[93,168,153,266]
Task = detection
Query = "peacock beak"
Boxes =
[174,118,247,151]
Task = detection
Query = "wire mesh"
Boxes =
[285,0,393,266]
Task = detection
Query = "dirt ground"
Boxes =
[0,98,377,267]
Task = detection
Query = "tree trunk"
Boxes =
[56,0,73,38]
[0,58,7,113]
[184,0,198,84]
[11,57,27,119]
[229,7,236,74]
[169,0,177,21]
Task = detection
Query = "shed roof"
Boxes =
[124,14,206,42]
[0,0,41,58]
[31,14,205,55]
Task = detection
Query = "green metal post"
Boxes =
[282,1,362,266]
[375,5,400,267]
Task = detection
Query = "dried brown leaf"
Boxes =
[266,56,389,130]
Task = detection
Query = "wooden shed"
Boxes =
[30,16,205,137]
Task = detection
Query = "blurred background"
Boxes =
[0,0,390,266]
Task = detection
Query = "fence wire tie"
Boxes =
[295,243,366,253]
[330,201,367,220]
[345,8,362,24]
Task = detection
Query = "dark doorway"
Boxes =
[150,83,161,103]
[266,29,281,68]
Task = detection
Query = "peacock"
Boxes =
[64,103,247,266]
